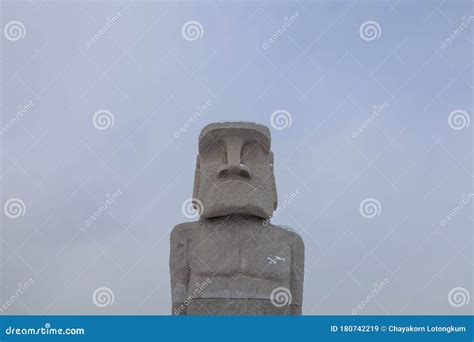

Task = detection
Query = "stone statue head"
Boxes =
[193,122,278,219]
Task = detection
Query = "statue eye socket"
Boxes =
[202,142,226,163]
[241,142,261,160]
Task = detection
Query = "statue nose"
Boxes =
[217,163,252,179]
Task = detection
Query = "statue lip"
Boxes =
[215,178,258,190]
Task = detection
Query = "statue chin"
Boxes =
[201,203,269,219]
[198,181,274,219]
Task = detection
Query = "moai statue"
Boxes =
[170,122,304,315]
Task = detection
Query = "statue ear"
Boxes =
[270,152,278,210]
[192,155,201,208]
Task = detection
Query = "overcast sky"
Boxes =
[1,0,472,315]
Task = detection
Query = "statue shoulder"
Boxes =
[171,221,198,239]
[268,223,304,248]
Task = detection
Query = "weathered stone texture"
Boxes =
[170,122,304,315]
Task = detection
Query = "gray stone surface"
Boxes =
[170,122,304,315]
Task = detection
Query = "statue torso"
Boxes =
[189,217,292,297]
[170,215,304,315]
